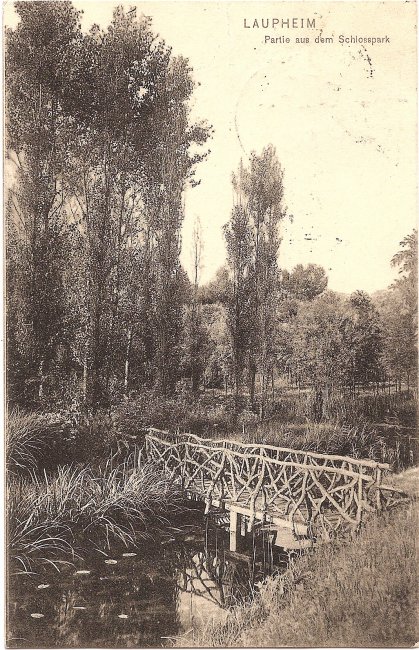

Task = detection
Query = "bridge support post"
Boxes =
[229,508,241,552]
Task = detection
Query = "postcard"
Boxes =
[4,1,417,647]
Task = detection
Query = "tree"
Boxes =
[378,290,417,392]
[141,56,211,395]
[282,264,328,301]
[391,229,417,333]
[224,206,253,406]
[5,1,83,405]
[182,219,210,392]
[290,292,347,415]
[376,230,418,391]
[226,146,286,415]
[344,291,382,391]
[6,2,211,409]
[64,8,210,403]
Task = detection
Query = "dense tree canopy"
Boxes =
[5,2,416,415]
[6,1,210,407]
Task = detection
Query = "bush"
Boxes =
[113,390,239,440]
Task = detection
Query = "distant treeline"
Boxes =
[5,2,417,414]
[196,148,416,419]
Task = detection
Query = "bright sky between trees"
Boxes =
[5,0,417,293]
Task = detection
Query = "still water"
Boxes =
[8,506,285,648]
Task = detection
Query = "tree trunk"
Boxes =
[271,367,275,401]
[249,358,257,409]
[124,326,133,396]
[82,356,88,402]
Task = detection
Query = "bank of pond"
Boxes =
[8,496,417,648]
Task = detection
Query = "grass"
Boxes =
[180,501,418,648]
[7,450,183,574]
[114,388,417,471]
[10,388,413,471]
[6,408,59,473]
[240,420,382,458]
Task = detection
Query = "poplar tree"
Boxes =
[5,1,83,404]
[226,146,286,415]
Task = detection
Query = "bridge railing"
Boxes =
[145,428,403,539]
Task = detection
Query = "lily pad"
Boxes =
[118,614,128,619]
[122,553,137,558]
[75,570,91,575]
[104,559,117,565]
[37,584,50,589]
[30,613,44,619]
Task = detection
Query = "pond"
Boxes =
[7,504,290,648]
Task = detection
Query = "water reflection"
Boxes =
[7,508,282,648]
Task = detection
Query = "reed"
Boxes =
[6,408,58,473]
[7,451,183,573]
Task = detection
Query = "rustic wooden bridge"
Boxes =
[145,428,405,551]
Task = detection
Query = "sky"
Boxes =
[4,1,417,293]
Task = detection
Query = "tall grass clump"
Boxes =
[242,418,417,470]
[6,408,58,474]
[7,451,183,574]
[7,479,76,574]
[184,502,417,648]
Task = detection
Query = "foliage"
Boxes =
[4,0,417,483]
[344,290,382,387]
[5,1,82,406]
[224,146,286,412]
[6,2,211,409]
[240,389,417,470]
[289,292,347,394]
[375,232,418,390]
[201,303,232,389]
[113,390,239,438]
[281,263,328,301]
[198,265,231,304]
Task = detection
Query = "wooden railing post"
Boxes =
[229,507,241,552]
[248,459,266,532]
[357,474,363,525]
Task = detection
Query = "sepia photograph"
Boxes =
[3,0,418,647]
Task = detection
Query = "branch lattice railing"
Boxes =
[145,428,406,539]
